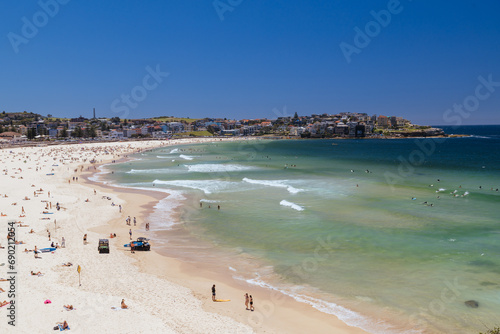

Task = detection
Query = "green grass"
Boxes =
[45,117,70,122]
[173,130,214,137]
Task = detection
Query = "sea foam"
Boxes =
[152,179,240,194]
[185,164,253,173]
[242,177,303,194]
[127,168,173,174]
[280,200,304,211]
[240,276,413,334]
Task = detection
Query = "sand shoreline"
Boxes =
[0,139,369,333]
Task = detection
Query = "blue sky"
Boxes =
[1,0,499,125]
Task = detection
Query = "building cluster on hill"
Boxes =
[0,110,444,144]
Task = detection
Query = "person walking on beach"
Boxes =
[212,284,216,301]
[83,234,87,244]
[61,237,65,248]
[249,295,254,311]
[129,229,132,240]
[244,293,249,310]
[119,205,122,213]
[133,217,136,226]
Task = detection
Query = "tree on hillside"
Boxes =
[59,127,68,138]
[88,125,97,138]
[27,128,36,140]
[73,126,83,138]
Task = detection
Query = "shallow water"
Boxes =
[104,126,500,333]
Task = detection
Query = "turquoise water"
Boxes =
[104,127,500,333]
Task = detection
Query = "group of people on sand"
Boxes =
[244,293,254,311]
[211,284,254,311]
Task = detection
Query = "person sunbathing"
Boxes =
[15,241,25,244]
[0,288,5,292]
[29,229,34,233]
[56,321,69,330]
[63,305,73,310]
[62,262,73,267]
[1,300,10,307]
[121,299,128,309]
[18,223,29,227]
[31,271,43,276]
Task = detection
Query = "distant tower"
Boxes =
[93,108,96,119]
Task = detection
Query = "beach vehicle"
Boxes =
[124,237,150,251]
[98,239,110,254]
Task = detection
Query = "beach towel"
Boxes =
[58,324,70,331]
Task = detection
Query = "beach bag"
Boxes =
[53,326,59,330]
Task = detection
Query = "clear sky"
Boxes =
[1,0,499,125]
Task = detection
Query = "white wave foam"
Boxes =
[242,177,303,194]
[156,155,170,159]
[148,191,186,231]
[88,165,111,182]
[200,199,221,203]
[185,164,253,173]
[153,179,240,194]
[127,168,172,174]
[280,200,304,211]
[241,277,418,334]
[179,154,194,160]
[170,148,179,153]
[436,188,446,193]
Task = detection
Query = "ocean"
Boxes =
[101,125,500,333]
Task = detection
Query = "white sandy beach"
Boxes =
[0,139,368,334]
